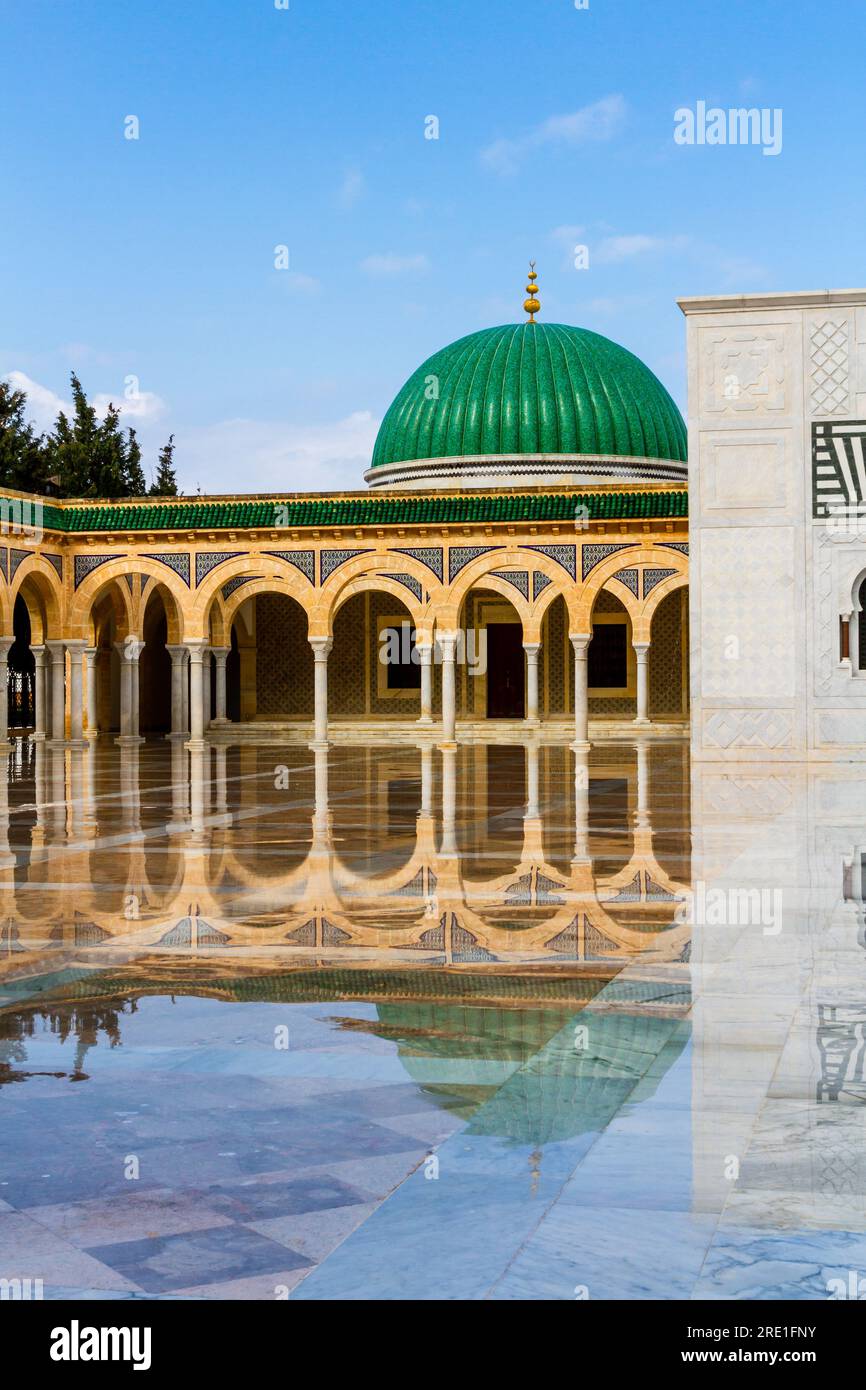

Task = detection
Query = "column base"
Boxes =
[184,738,207,752]
[210,717,230,728]
[438,740,458,752]
[570,739,591,752]
[65,738,89,750]
[633,717,651,728]
[116,735,144,747]
[29,731,47,743]
[416,715,433,726]
[84,729,98,740]
[309,740,330,753]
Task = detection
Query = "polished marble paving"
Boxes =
[0,734,864,1299]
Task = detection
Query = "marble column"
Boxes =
[438,633,457,747]
[202,648,212,731]
[634,641,650,726]
[524,642,541,725]
[212,647,230,726]
[417,643,433,725]
[570,633,591,748]
[31,645,48,742]
[84,647,97,737]
[309,637,332,750]
[185,643,207,752]
[65,641,88,746]
[0,638,12,753]
[47,641,66,744]
[167,645,188,738]
[115,639,143,746]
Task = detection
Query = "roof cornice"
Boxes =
[678,288,866,315]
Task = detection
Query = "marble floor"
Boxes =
[0,732,864,1300]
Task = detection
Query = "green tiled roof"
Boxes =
[32,489,688,534]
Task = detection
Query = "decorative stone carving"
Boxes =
[699,326,788,417]
[810,319,850,416]
[702,709,794,749]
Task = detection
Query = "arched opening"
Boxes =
[580,588,635,719]
[226,626,241,723]
[222,592,312,723]
[140,589,172,732]
[331,591,419,720]
[649,586,689,720]
[458,587,524,721]
[540,594,569,720]
[8,596,34,728]
[90,586,127,733]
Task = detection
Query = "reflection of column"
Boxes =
[636,739,650,829]
[167,738,189,834]
[524,642,541,725]
[0,752,14,867]
[573,744,590,864]
[167,646,188,738]
[438,633,457,747]
[188,747,206,839]
[440,745,457,858]
[571,633,591,747]
[31,645,47,742]
[49,745,66,837]
[0,638,12,753]
[309,637,332,749]
[185,643,206,751]
[202,648,212,731]
[420,743,434,817]
[119,743,143,838]
[213,744,228,816]
[84,647,97,737]
[212,647,230,726]
[634,641,650,725]
[47,641,66,743]
[313,744,330,835]
[66,640,87,746]
[417,643,433,725]
[526,741,540,818]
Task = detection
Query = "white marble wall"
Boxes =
[682,290,866,759]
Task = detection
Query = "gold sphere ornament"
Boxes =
[523,261,541,321]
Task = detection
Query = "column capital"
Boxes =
[523,642,541,657]
[0,637,13,659]
[114,636,144,661]
[45,639,67,657]
[632,641,651,656]
[309,636,333,660]
[436,631,459,656]
[570,632,592,653]
[211,646,230,659]
[64,638,88,654]
[167,644,189,661]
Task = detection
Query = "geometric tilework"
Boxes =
[527,543,576,579]
[123,573,136,593]
[393,547,444,583]
[611,567,639,598]
[221,575,260,601]
[44,552,63,582]
[448,545,502,584]
[195,552,244,587]
[532,571,552,601]
[581,542,637,581]
[73,553,119,589]
[320,549,372,584]
[264,550,315,585]
[381,572,423,603]
[642,567,677,598]
[490,570,529,601]
[812,421,866,519]
[151,553,191,586]
[0,548,6,582]
[9,548,31,584]
[660,542,689,556]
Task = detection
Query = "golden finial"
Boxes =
[523,261,541,322]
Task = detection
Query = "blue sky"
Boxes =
[2,0,864,495]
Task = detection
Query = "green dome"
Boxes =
[370,322,687,478]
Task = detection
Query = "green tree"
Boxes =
[124,427,148,495]
[150,434,178,496]
[0,380,49,492]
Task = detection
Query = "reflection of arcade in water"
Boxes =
[0,737,691,990]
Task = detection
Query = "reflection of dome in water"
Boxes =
[378,1002,689,1146]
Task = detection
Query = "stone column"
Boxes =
[212,647,230,726]
[438,633,457,747]
[31,645,48,742]
[309,637,332,750]
[167,646,188,738]
[202,648,212,731]
[634,641,650,726]
[524,642,541,725]
[570,633,591,748]
[417,643,433,724]
[0,638,12,753]
[185,643,207,752]
[65,641,88,746]
[84,647,98,737]
[115,638,143,746]
[47,641,66,744]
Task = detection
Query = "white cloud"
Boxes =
[5,369,166,431]
[278,271,321,295]
[176,410,380,496]
[93,388,166,421]
[360,252,430,277]
[5,371,70,432]
[338,167,365,209]
[595,233,690,264]
[481,96,626,174]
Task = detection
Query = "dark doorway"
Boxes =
[226,625,241,723]
[486,623,525,718]
[8,596,34,728]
